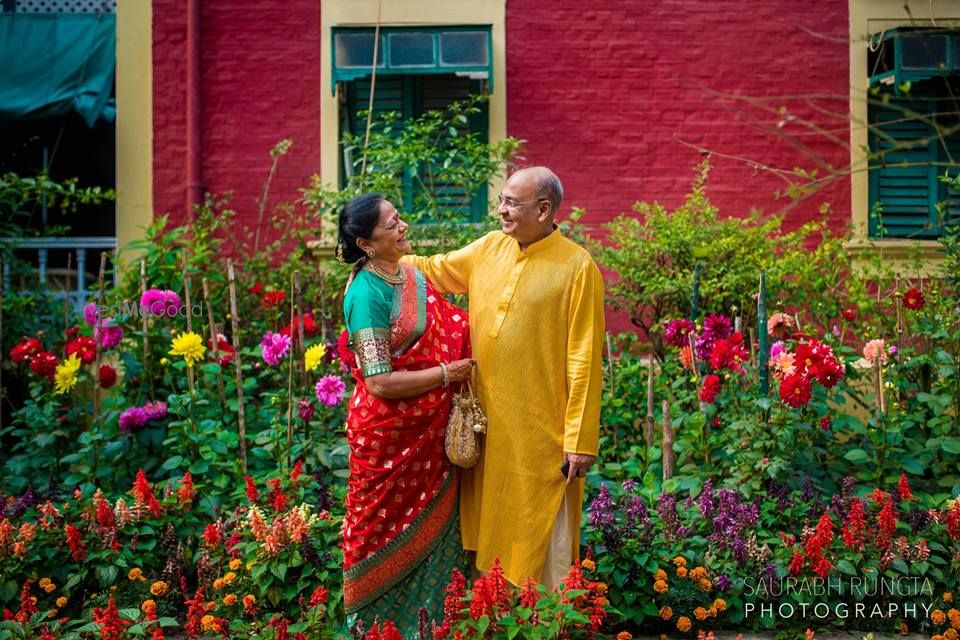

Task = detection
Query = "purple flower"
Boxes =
[588,484,616,528]
[298,399,315,421]
[621,478,638,493]
[801,478,816,503]
[656,492,682,540]
[732,538,748,563]
[315,375,346,407]
[698,479,714,521]
[260,332,292,366]
[83,302,99,325]
[903,509,931,534]
[713,574,733,592]
[695,314,734,360]
[95,319,123,350]
[119,406,149,433]
[663,318,696,348]
[769,341,785,360]
[142,401,168,421]
[140,289,182,317]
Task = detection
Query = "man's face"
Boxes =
[497,172,549,245]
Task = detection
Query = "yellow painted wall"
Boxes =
[115,0,153,262]
[848,0,959,267]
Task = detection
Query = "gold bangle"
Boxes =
[439,362,449,388]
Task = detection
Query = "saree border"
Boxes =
[390,265,428,357]
[343,469,457,613]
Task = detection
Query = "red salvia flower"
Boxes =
[30,352,58,381]
[896,473,914,502]
[245,476,259,504]
[877,498,897,550]
[131,469,163,518]
[435,569,466,640]
[98,364,117,389]
[381,621,403,640]
[803,512,835,577]
[269,617,289,640]
[518,577,539,609]
[788,551,805,577]
[309,586,329,608]
[16,581,38,623]
[249,282,264,295]
[183,589,206,637]
[65,523,86,561]
[177,471,195,506]
[96,499,116,532]
[225,532,242,557]
[290,460,304,483]
[903,288,925,311]
[66,336,98,365]
[364,622,383,640]
[842,498,867,551]
[468,577,493,620]
[268,478,288,513]
[779,373,812,408]
[946,501,960,541]
[92,597,128,640]
[38,626,56,640]
[202,523,222,549]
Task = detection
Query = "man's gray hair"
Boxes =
[517,166,563,213]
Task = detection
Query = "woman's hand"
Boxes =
[446,358,476,383]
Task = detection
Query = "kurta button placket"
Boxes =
[488,252,528,339]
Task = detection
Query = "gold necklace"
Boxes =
[365,261,405,285]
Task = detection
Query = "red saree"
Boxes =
[340,263,470,618]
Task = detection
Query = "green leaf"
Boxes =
[836,559,857,576]
[941,439,960,454]
[844,448,869,463]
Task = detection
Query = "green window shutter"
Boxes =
[341,74,488,222]
[868,94,940,238]
[941,114,960,228]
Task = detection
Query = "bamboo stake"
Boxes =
[644,359,655,449]
[140,259,151,396]
[294,271,306,391]
[286,272,296,468]
[182,257,195,395]
[605,332,617,448]
[662,399,674,482]
[201,277,226,408]
[93,252,107,419]
[895,273,904,365]
[758,271,769,397]
[227,260,248,474]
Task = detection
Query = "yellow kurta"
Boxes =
[404,228,605,585]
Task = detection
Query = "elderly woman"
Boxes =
[336,193,474,635]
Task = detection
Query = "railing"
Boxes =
[1,236,117,311]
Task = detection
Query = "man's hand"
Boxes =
[563,452,596,485]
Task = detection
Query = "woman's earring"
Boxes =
[366,249,376,258]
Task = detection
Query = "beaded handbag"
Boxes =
[444,380,488,468]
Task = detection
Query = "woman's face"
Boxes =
[359,199,411,262]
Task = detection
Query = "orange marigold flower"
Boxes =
[150,581,168,597]
[945,593,954,603]
[660,606,673,620]
[128,568,145,582]
[944,630,957,640]
[713,598,727,611]
[709,606,718,617]
[933,610,947,625]
[673,556,687,567]
[581,558,596,572]
[690,566,707,581]
[595,582,608,595]
[616,633,633,640]
[205,601,216,611]
[200,614,217,631]
[699,578,713,590]
[223,594,237,606]
[243,595,256,607]
[655,569,668,581]
[694,607,709,621]
[212,578,224,590]
[56,596,67,608]
[222,572,236,585]
[677,566,688,578]
[229,558,242,571]
[42,582,55,594]
[141,600,157,615]
[933,635,945,640]
[677,616,692,632]
[654,579,669,594]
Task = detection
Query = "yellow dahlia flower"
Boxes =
[169,332,206,367]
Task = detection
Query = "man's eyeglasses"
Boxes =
[497,193,546,211]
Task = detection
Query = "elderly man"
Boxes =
[404,166,605,588]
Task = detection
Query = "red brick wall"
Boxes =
[504,0,851,235]
[152,1,321,240]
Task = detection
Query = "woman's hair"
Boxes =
[337,193,384,264]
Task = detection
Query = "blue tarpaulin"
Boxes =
[0,12,116,126]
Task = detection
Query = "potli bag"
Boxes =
[444,380,487,468]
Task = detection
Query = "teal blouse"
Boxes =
[344,269,395,378]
